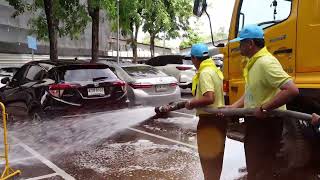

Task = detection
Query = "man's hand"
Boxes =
[185,100,193,110]
[311,113,320,126]
[254,106,267,119]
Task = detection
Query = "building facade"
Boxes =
[0,1,172,66]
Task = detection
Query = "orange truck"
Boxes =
[193,0,320,172]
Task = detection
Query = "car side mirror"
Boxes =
[1,77,10,85]
[216,43,225,47]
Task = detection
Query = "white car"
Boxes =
[0,67,20,88]
[100,61,181,106]
[145,55,196,89]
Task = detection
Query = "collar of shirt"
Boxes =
[243,46,272,83]
[191,58,224,96]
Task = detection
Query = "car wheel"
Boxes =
[6,102,28,122]
[275,118,312,175]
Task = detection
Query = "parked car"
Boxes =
[0,60,128,121]
[145,55,196,89]
[100,61,181,106]
[0,66,20,88]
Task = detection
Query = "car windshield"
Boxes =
[122,66,167,78]
[59,67,117,82]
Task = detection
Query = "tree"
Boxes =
[142,0,192,57]
[87,0,100,63]
[107,0,150,63]
[179,28,204,49]
[6,0,89,61]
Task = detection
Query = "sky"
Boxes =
[138,0,236,48]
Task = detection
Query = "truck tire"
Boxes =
[276,118,311,170]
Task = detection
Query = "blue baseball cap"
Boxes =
[229,24,264,43]
[190,43,209,58]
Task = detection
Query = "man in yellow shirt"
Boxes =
[185,43,225,180]
[229,25,299,180]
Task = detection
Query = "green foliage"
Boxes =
[6,0,90,41]
[179,28,204,49]
[180,26,228,49]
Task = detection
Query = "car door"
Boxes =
[3,64,46,107]
[1,64,30,104]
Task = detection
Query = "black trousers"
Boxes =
[197,114,227,180]
[244,117,283,180]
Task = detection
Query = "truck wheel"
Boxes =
[276,118,311,170]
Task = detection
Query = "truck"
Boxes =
[193,0,320,174]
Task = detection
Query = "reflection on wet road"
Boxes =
[3,105,247,179]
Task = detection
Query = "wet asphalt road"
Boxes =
[0,91,247,180]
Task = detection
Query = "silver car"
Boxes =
[145,55,196,89]
[101,61,181,106]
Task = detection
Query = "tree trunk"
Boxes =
[88,1,99,63]
[150,33,155,58]
[43,0,58,61]
[131,24,139,64]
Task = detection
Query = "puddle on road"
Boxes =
[8,107,156,160]
[68,139,246,180]
[69,139,203,180]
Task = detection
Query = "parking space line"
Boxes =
[128,127,197,149]
[18,143,75,180]
[24,173,58,180]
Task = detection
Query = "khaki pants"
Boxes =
[197,114,227,180]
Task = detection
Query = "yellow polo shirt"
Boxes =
[196,67,225,115]
[244,47,291,110]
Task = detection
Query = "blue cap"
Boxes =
[190,43,209,58]
[229,24,264,43]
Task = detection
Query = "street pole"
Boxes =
[117,0,120,64]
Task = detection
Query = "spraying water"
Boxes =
[8,107,156,159]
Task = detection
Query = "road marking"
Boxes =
[128,127,197,150]
[25,173,58,180]
[17,143,75,180]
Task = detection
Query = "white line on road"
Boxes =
[24,173,59,180]
[18,143,75,180]
[128,127,197,150]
